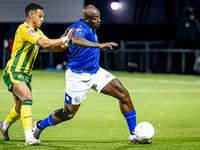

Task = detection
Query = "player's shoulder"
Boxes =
[72,22,88,29]
[76,24,87,31]
[17,22,32,34]
[72,19,90,30]
[18,22,29,30]
[70,24,88,36]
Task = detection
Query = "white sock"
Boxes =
[24,129,33,140]
[3,120,10,131]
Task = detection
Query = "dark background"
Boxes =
[0,0,200,75]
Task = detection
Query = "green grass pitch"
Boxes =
[0,69,200,150]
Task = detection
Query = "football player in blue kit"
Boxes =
[33,5,150,144]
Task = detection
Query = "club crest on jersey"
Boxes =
[29,30,35,36]
[76,28,82,31]
[17,74,24,80]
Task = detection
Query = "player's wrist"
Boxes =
[61,36,69,43]
[65,42,70,47]
[97,43,101,48]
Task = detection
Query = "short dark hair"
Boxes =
[25,3,43,16]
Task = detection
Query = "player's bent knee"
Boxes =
[118,90,133,105]
[120,89,130,100]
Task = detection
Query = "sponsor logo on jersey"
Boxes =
[76,28,82,31]
[24,115,32,118]
[29,30,35,36]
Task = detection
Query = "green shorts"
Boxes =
[3,71,32,95]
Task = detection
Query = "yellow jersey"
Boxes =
[4,22,48,75]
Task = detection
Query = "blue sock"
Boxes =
[39,114,56,129]
[123,110,137,133]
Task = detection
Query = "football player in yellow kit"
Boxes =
[0,3,73,146]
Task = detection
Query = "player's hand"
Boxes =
[66,28,75,46]
[67,28,75,41]
[99,42,118,50]
[61,28,75,46]
[61,28,69,37]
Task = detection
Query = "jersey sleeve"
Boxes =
[18,25,43,45]
[72,25,88,38]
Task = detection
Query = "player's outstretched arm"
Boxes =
[47,43,68,52]
[72,35,118,50]
[99,42,118,50]
[37,28,75,52]
[37,38,65,49]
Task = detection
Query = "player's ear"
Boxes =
[83,17,89,23]
[30,12,34,19]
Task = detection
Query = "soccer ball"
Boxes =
[134,122,155,142]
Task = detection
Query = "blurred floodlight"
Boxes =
[185,22,190,28]
[111,2,119,10]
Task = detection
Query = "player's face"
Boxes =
[87,10,101,30]
[32,9,44,28]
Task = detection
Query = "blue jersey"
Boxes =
[66,19,100,73]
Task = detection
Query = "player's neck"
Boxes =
[26,19,36,30]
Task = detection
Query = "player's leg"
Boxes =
[100,78,144,143]
[1,71,20,141]
[13,82,41,145]
[0,95,21,141]
[101,78,137,132]
[52,103,81,123]
[92,68,137,138]
[101,78,134,113]
[37,103,81,129]
[33,69,89,139]
[33,103,81,139]
[100,78,150,144]
[1,71,39,145]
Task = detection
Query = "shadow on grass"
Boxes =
[0,139,24,145]
[37,139,153,150]
[0,139,132,150]
[1,137,200,150]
